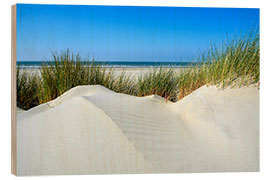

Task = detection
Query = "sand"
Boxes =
[16,107,25,114]
[16,85,259,175]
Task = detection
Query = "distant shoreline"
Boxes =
[16,61,199,69]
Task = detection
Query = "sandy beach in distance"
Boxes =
[20,67,187,78]
[16,83,259,175]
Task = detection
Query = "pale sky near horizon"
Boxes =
[17,4,259,62]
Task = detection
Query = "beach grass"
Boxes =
[17,31,259,110]
[177,29,259,98]
[17,67,40,109]
[137,67,179,102]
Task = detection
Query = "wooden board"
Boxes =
[11,4,17,175]
[11,4,259,176]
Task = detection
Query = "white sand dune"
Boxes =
[16,107,25,114]
[17,85,259,175]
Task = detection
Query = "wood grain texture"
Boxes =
[11,4,17,175]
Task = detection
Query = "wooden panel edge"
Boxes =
[11,4,17,176]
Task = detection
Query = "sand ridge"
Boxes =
[17,85,259,175]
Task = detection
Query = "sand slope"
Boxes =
[17,85,259,175]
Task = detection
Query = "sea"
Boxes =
[17,61,198,69]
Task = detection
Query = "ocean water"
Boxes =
[17,61,198,69]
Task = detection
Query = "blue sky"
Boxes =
[17,4,259,62]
